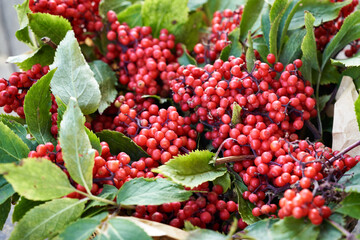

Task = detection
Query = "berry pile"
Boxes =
[272,141,359,224]
[28,140,250,232]
[92,93,198,164]
[315,0,359,53]
[29,0,103,41]
[171,55,316,153]
[134,184,249,231]
[193,7,244,64]
[3,1,360,236]
[0,64,49,118]
[104,11,180,96]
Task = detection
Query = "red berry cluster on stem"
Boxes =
[104,11,180,96]
[29,0,103,41]
[93,93,198,164]
[315,0,359,53]
[193,7,244,63]
[0,64,49,118]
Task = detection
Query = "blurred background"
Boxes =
[0,0,29,77]
[0,2,27,239]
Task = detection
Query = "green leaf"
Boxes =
[300,12,319,83]
[339,161,360,192]
[0,121,29,163]
[94,217,151,240]
[85,128,102,155]
[289,0,352,30]
[188,0,208,11]
[89,60,118,114]
[234,180,259,224]
[178,44,197,66]
[352,96,360,133]
[0,117,37,151]
[184,221,198,231]
[239,0,265,41]
[86,184,117,208]
[59,218,100,240]
[142,0,189,37]
[7,45,55,71]
[0,182,14,205]
[117,3,143,28]
[319,62,341,85]
[246,32,255,72]
[187,229,227,240]
[116,177,191,205]
[269,0,289,57]
[99,0,132,18]
[0,198,11,230]
[13,197,44,223]
[28,13,72,45]
[0,158,74,201]
[80,44,97,62]
[153,150,227,188]
[331,51,360,67]
[318,214,344,240]
[318,94,331,112]
[245,218,278,239]
[81,206,108,219]
[270,217,320,240]
[253,36,270,61]
[277,0,300,54]
[213,172,231,193]
[279,29,306,64]
[141,95,169,104]
[24,69,57,145]
[220,28,242,61]
[50,30,101,115]
[261,5,271,49]
[0,175,7,187]
[344,67,360,89]
[56,96,67,131]
[0,114,25,125]
[96,130,149,161]
[14,0,34,48]
[231,101,242,126]
[322,11,360,69]
[59,97,95,192]
[173,11,204,50]
[9,198,86,240]
[335,192,360,218]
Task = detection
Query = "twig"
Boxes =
[215,155,255,165]
[41,37,57,49]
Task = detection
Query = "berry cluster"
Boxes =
[171,55,316,154]
[315,0,359,52]
[193,7,244,63]
[29,0,103,41]
[0,64,49,118]
[92,93,198,164]
[134,184,249,231]
[237,139,359,224]
[28,141,153,196]
[28,140,251,232]
[104,11,180,96]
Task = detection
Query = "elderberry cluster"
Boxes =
[92,93,198,164]
[28,140,250,232]
[315,0,359,53]
[193,7,244,63]
[29,0,103,41]
[104,11,181,96]
[0,64,49,118]
[170,55,316,153]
